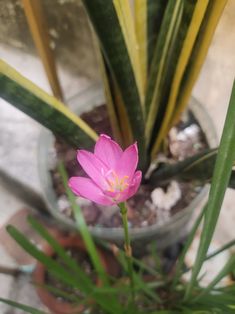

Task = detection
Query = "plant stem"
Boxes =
[119,202,135,299]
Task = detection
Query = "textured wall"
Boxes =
[0,0,100,80]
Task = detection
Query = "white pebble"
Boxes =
[151,181,181,211]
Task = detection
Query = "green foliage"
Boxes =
[0,298,48,314]
[184,80,235,300]
[0,60,97,149]
[0,1,227,174]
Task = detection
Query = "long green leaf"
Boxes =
[147,0,167,73]
[151,0,209,156]
[171,203,207,289]
[0,60,97,149]
[58,162,108,285]
[6,225,89,291]
[27,216,92,290]
[0,298,48,314]
[171,0,228,127]
[82,0,147,170]
[145,0,183,141]
[149,148,217,184]
[7,224,121,314]
[193,255,235,302]
[184,80,235,300]
[149,148,235,189]
[205,239,235,261]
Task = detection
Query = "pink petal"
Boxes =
[118,170,142,202]
[68,177,114,205]
[94,134,123,168]
[115,143,138,179]
[77,150,108,188]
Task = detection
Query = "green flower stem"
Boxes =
[119,202,135,298]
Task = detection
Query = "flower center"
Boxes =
[105,171,129,192]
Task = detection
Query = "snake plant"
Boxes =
[0,0,229,182]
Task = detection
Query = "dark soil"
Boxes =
[51,104,208,229]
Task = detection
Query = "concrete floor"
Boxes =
[0,1,235,312]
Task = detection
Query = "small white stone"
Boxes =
[49,28,59,39]
[151,181,181,211]
[58,195,70,211]
[49,40,56,50]
[141,220,148,227]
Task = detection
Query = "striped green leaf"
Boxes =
[147,0,167,73]
[171,0,228,127]
[145,0,184,143]
[151,0,209,156]
[0,60,97,149]
[82,0,147,170]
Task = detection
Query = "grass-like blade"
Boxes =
[184,80,235,300]
[6,225,89,291]
[205,239,235,261]
[58,162,108,285]
[27,215,92,290]
[171,203,207,289]
[0,298,48,314]
[193,255,235,302]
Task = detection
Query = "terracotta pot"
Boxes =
[33,235,120,314]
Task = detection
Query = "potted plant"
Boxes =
[0,0,231,251]
[0,78,235,312]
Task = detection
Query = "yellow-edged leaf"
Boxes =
[22,0,63,100]
[113,0,145,108]
[151,0,209,158]
[171,0,228,128]
[111,79,133,147]
[0,60,97,146]
[135,0,147,92]
[91,30,123,144]
[145,0,183,143]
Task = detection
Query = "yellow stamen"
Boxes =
[106,171,129,192]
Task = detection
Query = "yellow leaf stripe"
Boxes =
[22,0,63,100]
[91,31,123,144]
[146,0,183,143]
[135,0,147,93]
[113,0,145,110]
[151,0,209,158]
[170,0,228,129]
[0,60,98,141]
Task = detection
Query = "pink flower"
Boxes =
[68,134,142,205]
